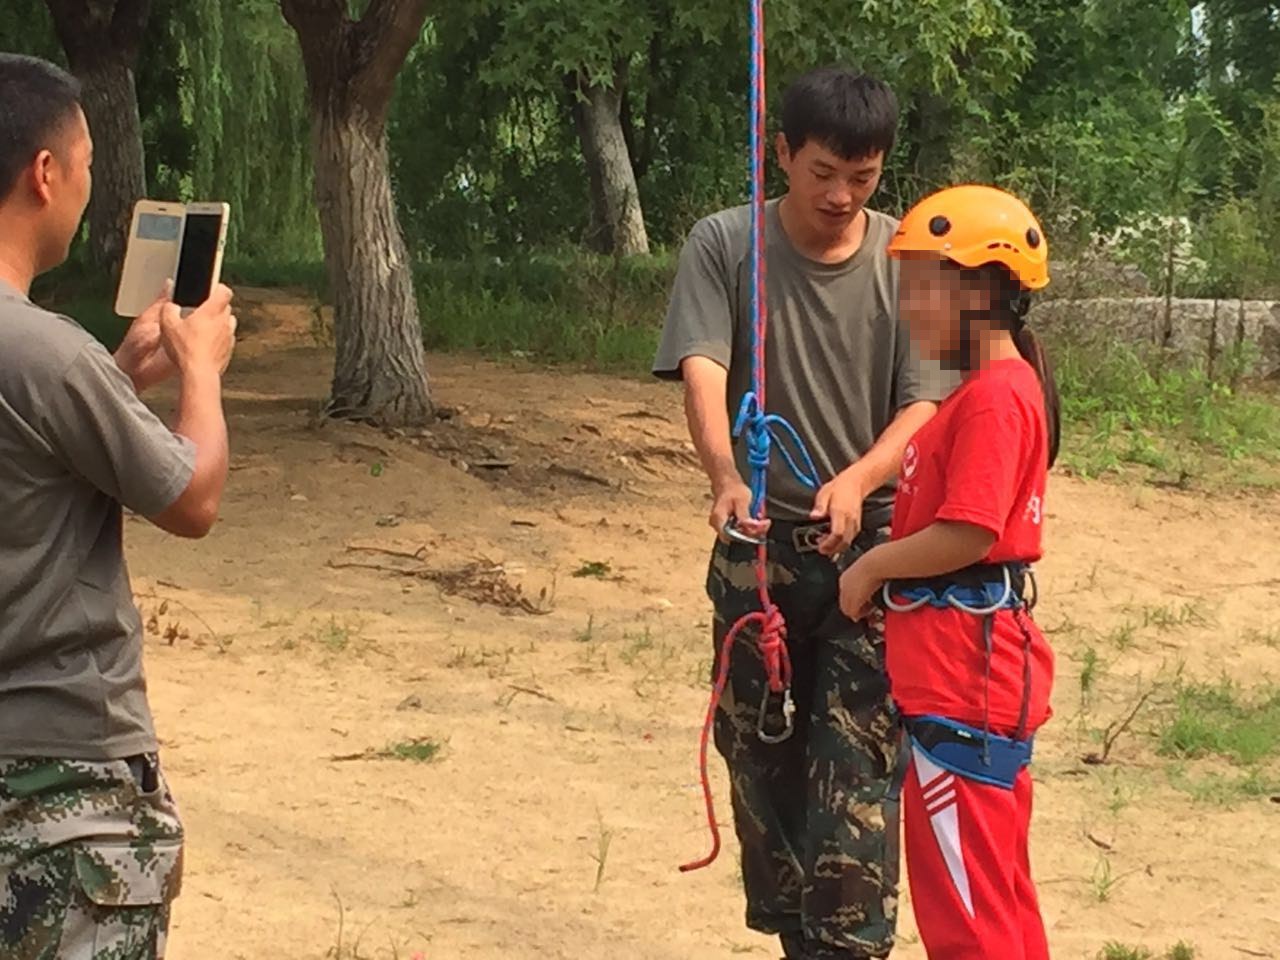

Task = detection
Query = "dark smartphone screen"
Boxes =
[173,213,224,307]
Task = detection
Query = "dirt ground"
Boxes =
[129,290,1280,960]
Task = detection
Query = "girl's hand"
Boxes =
[839,554,884,622]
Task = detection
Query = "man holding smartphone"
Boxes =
[0,54,236,958]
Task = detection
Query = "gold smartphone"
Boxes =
[114,200,185,317]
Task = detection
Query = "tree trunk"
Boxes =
[312,109,429,423]
[569,72,649,256]
[281,0,432,427]
[44,0,150,277]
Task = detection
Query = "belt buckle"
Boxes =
[791,523,829,554]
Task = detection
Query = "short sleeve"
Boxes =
[935,393,1035,538]
[651,219,734,380]
[36,342,196,517]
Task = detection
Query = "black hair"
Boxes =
[0,54,82,202]
[949,261,1062,469]
[780,66,898,161]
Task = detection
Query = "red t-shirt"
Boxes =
[885,358,1055,734]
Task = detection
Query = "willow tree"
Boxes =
[173,0,317,260]
[43,0,152,275]
[280,0,431,425]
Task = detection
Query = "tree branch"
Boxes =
[282,0,427,117]
[351,0,430,103]
[279,0,345,36]
[45,0,149,69]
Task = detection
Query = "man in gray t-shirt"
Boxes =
[654,69,940,959]
[0,55,236,958]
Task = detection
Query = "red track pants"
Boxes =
[903,741,1050,959]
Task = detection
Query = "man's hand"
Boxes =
[810,466,870,557]
[710,474,771,543]
[159,284,237,378]
[838,549,884,622]
[114,281,179,393]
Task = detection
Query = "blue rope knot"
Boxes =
[733,391,821,516]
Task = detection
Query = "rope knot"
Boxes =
[757,606,790,693]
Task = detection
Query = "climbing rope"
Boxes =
[680,0,819,874]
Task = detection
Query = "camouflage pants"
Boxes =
[0,755,183,960]
[707,527,905,959]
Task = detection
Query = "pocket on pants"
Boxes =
[73,840,183,908]
[68,840,182,959]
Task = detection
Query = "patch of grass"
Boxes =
[1091,855,1120,902]
[1167,764,1278,805]
[619,626,656,666]
[1079,646,1102,708]
[414,253,672,372]
[382,737,443,763]
[572,560,613,579]
[1098,768,1136,816]
[1053,333,1280,489]
[307,616,362,654]
[1137,602,1212,631]
[1156,679,1280,765]
[444,645,512,675]
[222,258,328,299]
[573,614,597,643]
[1243,625,1280,649]
[1098,944,1153,960]
[1103,622,1137,651]
[1165,942,1197,960]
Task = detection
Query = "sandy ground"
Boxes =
[127,289,1280,960]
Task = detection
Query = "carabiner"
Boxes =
[757,685,796,744]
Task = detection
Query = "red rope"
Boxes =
[679,588,789,873]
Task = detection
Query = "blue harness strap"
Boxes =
[906,715,1033,791]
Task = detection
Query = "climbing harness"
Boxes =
[679,0,820,874]
[881,562,1040,789]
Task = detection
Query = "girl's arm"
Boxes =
[863,521,995,582]
[839,521,995,620]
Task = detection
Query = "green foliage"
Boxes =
[174,0,319,260]
[1157,679,1280,766]
[1053,331,1280,477]
[414,252,672,369]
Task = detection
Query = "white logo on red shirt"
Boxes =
[903,442,919,480]
[1025,493,1043,525]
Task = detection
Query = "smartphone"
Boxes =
[172,202,230,311]
[114,200,185,317]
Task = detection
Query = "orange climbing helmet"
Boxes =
[888,184,1050,291]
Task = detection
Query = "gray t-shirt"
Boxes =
[0,278,195,760]
[654,200,935,527]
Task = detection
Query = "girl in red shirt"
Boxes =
[838,185,1059,960]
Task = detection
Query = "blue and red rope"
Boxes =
[680,0,819,874]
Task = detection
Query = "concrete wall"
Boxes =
[1029,298,1280,380]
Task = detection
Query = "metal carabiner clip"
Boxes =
[757,685,796,744]
[722,517,767,547]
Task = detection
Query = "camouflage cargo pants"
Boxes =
[0,754,183,960]
[707,525,905,959]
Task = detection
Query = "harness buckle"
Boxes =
[791,523,830,554]
[757,685,795,744]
